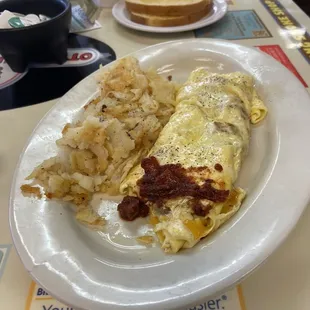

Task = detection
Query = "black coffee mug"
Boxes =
[0,0,71,73]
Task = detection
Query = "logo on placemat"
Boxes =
[0,47,105,89]
[30,48,102,68]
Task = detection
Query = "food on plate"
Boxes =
[21,57,177,228]
[126,0,212,27]
[120,69,267,253]
[21,54,268,254]
[177,68,268,125]
[130,5,212,27]
[125,0,210,16]
[20,184,42,198]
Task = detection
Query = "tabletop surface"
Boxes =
[1,1,310,309]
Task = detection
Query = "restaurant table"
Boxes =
[1,1,310,309]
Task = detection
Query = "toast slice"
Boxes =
[130,4,212,27]
[126,0,210,16]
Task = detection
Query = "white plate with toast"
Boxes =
[112,0,227,33]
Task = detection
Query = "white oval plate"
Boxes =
[10,39,310,310]
[112,0,227,33]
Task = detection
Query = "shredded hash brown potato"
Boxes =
[20,184,42,199]
[21,57,177,228]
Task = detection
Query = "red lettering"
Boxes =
[80,53,92,60]
[68,53,79,61]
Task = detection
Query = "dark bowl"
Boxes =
[0,0,71,72]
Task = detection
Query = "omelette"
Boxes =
[119,68,267,253]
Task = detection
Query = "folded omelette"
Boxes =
[120,68,267,253]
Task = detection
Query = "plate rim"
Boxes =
[10,38,310,310]
[112,0,228,33]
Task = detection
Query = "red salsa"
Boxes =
[118,157,229,220]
